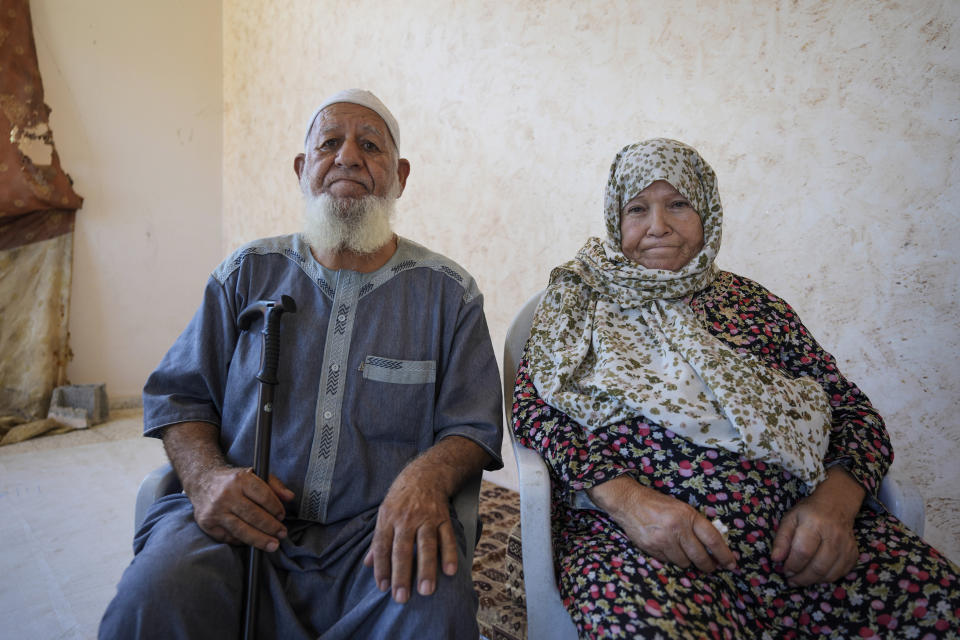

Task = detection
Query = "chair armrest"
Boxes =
[509,429,579,639]
[453,472,482,562]
[134,463,182,531]
[878,468,925,536]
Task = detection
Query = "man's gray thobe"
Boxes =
[100,234,503,639]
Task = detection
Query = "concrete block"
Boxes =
[48,384,109,428]
[48,406,90,429]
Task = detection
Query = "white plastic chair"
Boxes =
[503,288,926,640]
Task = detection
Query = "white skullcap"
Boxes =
[303,89,400,151]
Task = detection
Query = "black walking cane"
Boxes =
[237,295,296,640]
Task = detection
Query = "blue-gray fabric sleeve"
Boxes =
[433,293,503,470]
[142,276,239,438]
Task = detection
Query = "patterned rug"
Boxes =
[474,481,528,640]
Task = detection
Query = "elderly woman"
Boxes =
[513,139,960,638]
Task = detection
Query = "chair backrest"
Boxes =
[502,289,545,414]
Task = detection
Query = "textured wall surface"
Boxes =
[32,0,223,404]
[223,1,959,559]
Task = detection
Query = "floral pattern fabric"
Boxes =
[514,272,960,639]
[527,139,833,489]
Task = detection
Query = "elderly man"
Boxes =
[100,90,502,639]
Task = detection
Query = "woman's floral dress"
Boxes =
[513,272,960,639]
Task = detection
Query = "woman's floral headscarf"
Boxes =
[526,139,831,489]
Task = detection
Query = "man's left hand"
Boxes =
[771,466,865,586]
[363,470,458,604]
[362,435,490,604]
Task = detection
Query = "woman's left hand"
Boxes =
[771,466,865,586]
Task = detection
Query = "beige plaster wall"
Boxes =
[223,1,959,557]
[31,0,223,406]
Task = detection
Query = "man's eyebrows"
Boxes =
[314,124,341,139]
[357,123,387,139]
[315,123,386,140]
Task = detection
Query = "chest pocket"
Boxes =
[361,355,436,384]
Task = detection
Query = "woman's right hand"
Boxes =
[586,474,737,572]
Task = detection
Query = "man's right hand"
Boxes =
[161,421,294,552]
[190,467,294,552]
[586,474,737,573]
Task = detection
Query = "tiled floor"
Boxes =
[0,410,167,640]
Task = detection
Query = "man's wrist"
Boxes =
[404,435,488,498]
[161,421,230,497]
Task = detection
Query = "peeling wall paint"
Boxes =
[9,123,53,165]
[223,0,960,561]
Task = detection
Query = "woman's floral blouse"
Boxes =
[513,272,959,639]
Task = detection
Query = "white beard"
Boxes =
[301,190,397,255]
